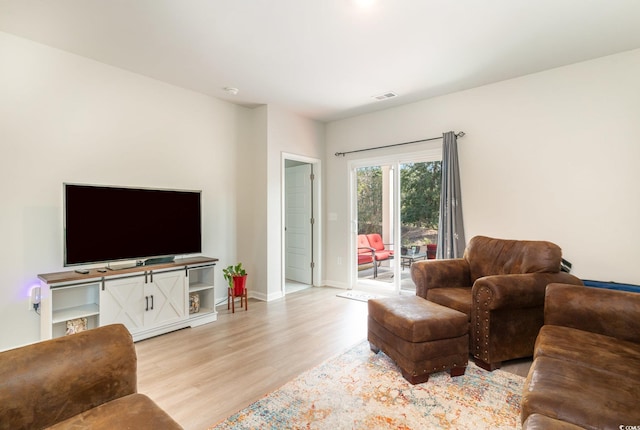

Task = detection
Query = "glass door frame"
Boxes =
[348,146,442,294]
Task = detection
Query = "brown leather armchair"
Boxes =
[0,324,182,430]
[410,235,583,370]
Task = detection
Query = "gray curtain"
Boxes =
[436,131,466,259]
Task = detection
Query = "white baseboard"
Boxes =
[321,280,350,290]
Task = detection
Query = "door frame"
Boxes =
[281,152,322,295]
[348,147,442,293]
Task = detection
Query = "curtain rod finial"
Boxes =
[456,131,465,137]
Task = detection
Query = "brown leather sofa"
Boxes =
[0,324,182,430]
[522,283,640,429]
[411,235,583,370]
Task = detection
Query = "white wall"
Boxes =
[236,106,268,300]
[0,32,247,350]
[237,105,325,300]
[325,48,640,287]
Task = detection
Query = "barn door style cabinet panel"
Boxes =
[38,257,218,341]
[100,269,187,338]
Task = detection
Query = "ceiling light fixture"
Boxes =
[354,0,376,8]
[224,87,239,95]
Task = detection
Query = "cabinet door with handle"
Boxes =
[145,270,187,329]
[100,275,146,334]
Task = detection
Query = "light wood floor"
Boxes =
[135,286,368,430]
[135,286,531,430]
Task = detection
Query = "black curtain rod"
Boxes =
[334,131,465,157]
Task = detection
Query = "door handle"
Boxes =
[145,296,149,311]
[150,294,154,310]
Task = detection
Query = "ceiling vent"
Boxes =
[372,91,398,101]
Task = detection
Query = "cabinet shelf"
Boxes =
[52,304,100,324]
[189,282,214,293]
[188,264,216,326]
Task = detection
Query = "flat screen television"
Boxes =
[64,183,202,266]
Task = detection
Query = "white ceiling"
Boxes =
[2,0,640,122]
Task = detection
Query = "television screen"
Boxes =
[64,184,202,266]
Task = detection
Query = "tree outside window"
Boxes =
[357,161,441,246]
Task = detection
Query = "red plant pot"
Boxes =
[232,275,247,296]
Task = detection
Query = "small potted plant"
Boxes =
[223,263,248,296]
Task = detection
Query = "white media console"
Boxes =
[38,256,218,341]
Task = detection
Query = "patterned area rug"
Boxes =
[210,341,524,430]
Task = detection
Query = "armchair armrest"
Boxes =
[545,283,640,343]
[0,324,137,429]
[357,247,376,261]
[358,246,375,253]
[411,258,471,299]
[473,272,582,310]
[471,273,582,368]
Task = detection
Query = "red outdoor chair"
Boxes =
[366,234,394,262]
[358,234,377,277]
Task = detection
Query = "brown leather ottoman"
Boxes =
[368,295,469,384]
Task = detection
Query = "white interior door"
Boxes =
[285,164,312,284]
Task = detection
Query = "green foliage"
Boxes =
[356,161,441,235]
[222,263,247,289]
[400,161,441,229]
[357,166,382,234]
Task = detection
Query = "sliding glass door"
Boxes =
[351,149,441,294]
[355,163,396,286]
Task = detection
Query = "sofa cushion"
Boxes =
[464,235,561,281]
[545,283,640,344]
[46,394,182,430]
[426,287,472,317]
[357,234,374,265]
[534,325,640,379]
[366,234,393,254]
[522,356,640,429]
[358,253,373,264]
[357,235,373,254]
